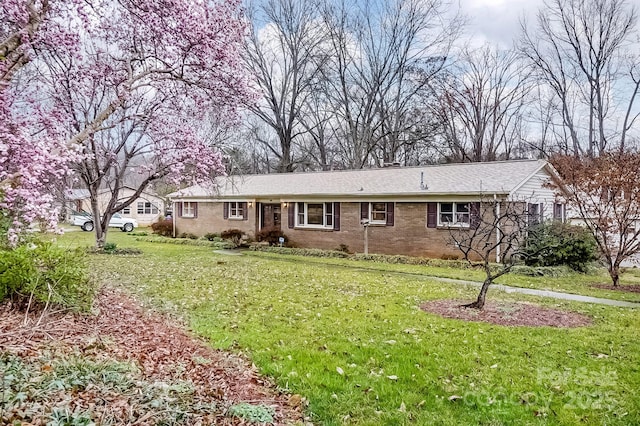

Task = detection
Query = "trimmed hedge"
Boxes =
[135,236,235,249]
[250,245,576,277]
[249,246,350,258]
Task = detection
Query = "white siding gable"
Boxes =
[510,168,560,221]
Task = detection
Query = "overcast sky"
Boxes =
[459,0,543,48]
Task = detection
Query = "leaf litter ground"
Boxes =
[0,287,304,425]
[421,300,592,327]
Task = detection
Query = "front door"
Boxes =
[261,203,281,230]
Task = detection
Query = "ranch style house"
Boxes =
[168,159,565,259]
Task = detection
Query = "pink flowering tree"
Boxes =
[0,0,85,246]
[2,0,251,247]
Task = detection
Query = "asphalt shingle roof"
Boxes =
[169,159,549,199]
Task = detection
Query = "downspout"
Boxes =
[495,193,501,263]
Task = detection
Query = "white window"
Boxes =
[528,203,541,226]
[296,202,333,228]
[370,202,387,224]
[553,203,564,221]
[137,201,159,215]
[120,206,131,215]
[438,202,470,227]
[182,202,196,218]
[229,202,244,219]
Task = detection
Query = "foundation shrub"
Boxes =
[151,219,173,237]
[255,227,288,246]
[220,229,243,247]
[524,222,598,272]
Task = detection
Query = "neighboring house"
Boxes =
[168,160,565,259]
[68,186,166,226]
[63,189,91,222]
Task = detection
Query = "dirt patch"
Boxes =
[592,283,640,294]
[420,299,592,328]
[0,288,304,425]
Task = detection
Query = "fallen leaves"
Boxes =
[0,288,304,425]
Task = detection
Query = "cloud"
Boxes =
[460,0,542,48]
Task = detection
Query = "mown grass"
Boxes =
[52,230,640,425]
[246,251,640,303]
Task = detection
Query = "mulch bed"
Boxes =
[592,283,640,293]
[420,299,592,328]
[0,288,305,425]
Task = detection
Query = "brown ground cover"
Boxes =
[0,288,305,425]
[592,283,640,294]
[420,299,592,328]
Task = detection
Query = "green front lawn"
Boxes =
[245,251,640,303]
[56,231,640,425]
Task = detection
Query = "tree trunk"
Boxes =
[95,225,108,249]
[608,265,620,287]
[464,278,492,309]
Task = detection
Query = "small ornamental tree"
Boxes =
[448,198,532,309]
[551,153,640,286]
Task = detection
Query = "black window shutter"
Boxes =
[470,202,481,229]
[427,202,437,228]
[242,202,248,220]
[288,204,294,229]
[193,203,198,218]
[386,202,394,226]
[333,202,340,231]
[178,202,183,217]
[539,203,544,222]
[360,202,368,220]
[223,202,229,219]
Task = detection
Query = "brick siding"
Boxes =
[175,202,257,236]
[285,202,462,258]
[176,201,472,259]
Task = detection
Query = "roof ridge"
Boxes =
[225,159,545,179]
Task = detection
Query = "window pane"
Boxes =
[297,202,305,225]
[371,203,386,222]
[137,202,144,214]
[456,203,469,213]
[455,203,469,223]
[440,203,453,223]
[307,203,323,225]
[440,203,453,213]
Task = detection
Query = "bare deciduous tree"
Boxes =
[520,0,640,157]
[448,198,532,309]
[244,0,326,172]
[433,46,531,163]
[320,0,461,168]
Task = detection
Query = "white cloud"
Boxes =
[459,0,543,48]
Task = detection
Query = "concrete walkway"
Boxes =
[228,251,640,309]
[420,275,640,308]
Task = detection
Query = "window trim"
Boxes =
[437,202,471,227]
[369,202,388,224]
[182,201,196,218]
[228,201,244,220]
[137,201,159,215]
[295,202,334,229]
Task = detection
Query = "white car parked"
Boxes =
[72,213,138,232]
